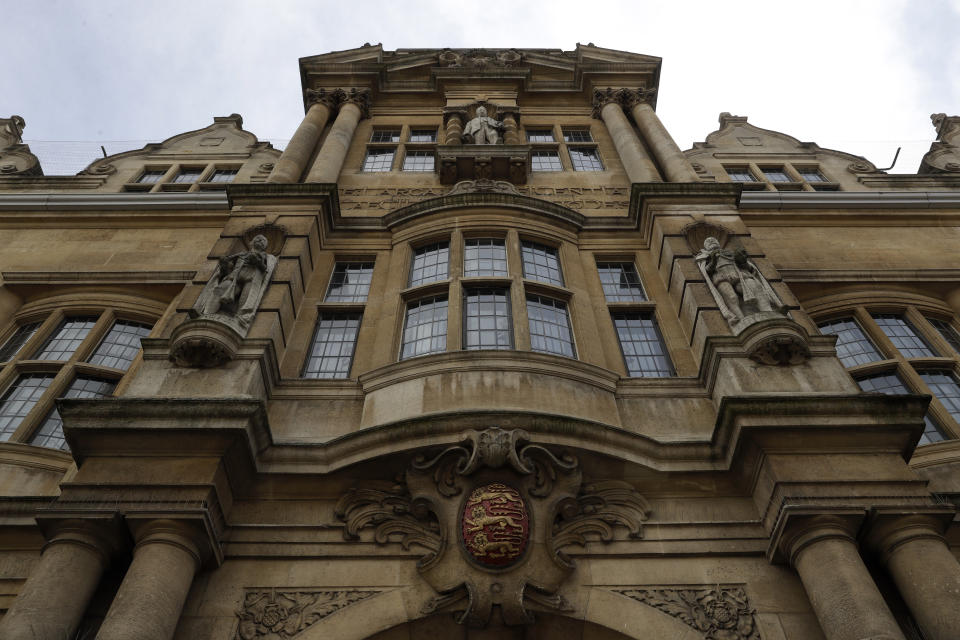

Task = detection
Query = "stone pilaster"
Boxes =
[499,109,520,145]
[0,518,121,640]
[267,89,339,183]
[304,88,372,183]
[443,109,466,145]
[866,512,960,640]
[96,519,205,640]
[591,88,661,183]
[621,89,699,182]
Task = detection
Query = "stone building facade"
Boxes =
[0,44,959,640]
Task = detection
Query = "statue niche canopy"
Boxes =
[438,102,531,185]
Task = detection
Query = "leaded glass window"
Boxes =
[762,167,791,182]
[409,242,449,287]
[34,317,98,361]
[302,313,362,379]
[927,317,960,356]
[531,150,562,172]
[401,296,447,359]
[521,241,563,287]
[87,320,152,370]
[612,312,673,377]
[173,168,203,184]
[0,322,41,363]
[409,129,437,143]
[527,295,575,358]
[857,372,946,445]
[526,129,555,143]
[31,377,116,450]
[362,148,395,172]
[402,150,435,172]
[569,148,604,171]
[597,263,646,302]
[797,168,827,183]
[0,374,54,441]
[207,168,238,183]
[136,170,165,184]
[872,314,935,358]
[463,288,512,351]
[325,263,375,303]
[920,371,960,425]
[463,239,507,277]
[725,167,756,182]
[818,317,882,367]
[370,130,401,143]
[563,129,593,143]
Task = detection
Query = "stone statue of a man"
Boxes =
[462,106,504,144]
[696,236,786,326]
[194,234,277,330]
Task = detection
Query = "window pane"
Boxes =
[362,148,395,172]
[527,295,575,358]
[725,167,756,182]
[797,168,827,182]
[563,129,593,143]
[370,130,401,143]
[409,242,449,287]
[31,376,116,450]
[136,170,165,184]
[464,288,512,351]
[927,317,960,356]
[87,320,152,371]
[33,317,98,361]
[569,148,604,171]
[761,168,791,182]
[612,312,673,377]
[463,238,507,277]
[0,322,41,363]
[302,313,362,379]
[207,169,238,183]
[521,241,563,286]
[872,314,936,358]
[526,129,555,143]
[818,317,882,367]
[325,262,375,303]
[402,150,435,172]
[597,263,646,302]
[531,150,562,172]
[409,129,437,143]
[401,296,447,359]
[919,370,960,443]
[172,168,203,184]
[0,374,54,441]
[857,372,946,445]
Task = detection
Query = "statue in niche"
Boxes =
[192,234,278,331]
[462,106,504,144]
[696,236,787,329]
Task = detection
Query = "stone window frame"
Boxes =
[720,162,839,192]
[0,301,159,452]
[813,301,960,444]
[361,123,441,174]
[401,125,438,173]
[125,162,242,193]
[563,125,604,172]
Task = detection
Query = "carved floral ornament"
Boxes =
[235,588,382,639]
[614,586,760,640]
[335,427,651,628]
[304,87,372,118]
[591,87,657,118]
[438,48,523,68]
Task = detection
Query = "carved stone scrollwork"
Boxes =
[447,179,520,196]
[336,428,650,629]
[613,586,760,640]
[234,588,381,639]
[438,49,524,68]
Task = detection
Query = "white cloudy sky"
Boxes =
[3,0,959,175]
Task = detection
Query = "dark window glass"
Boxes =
[302,313,362,379]
[725,167,756,182]
[325,263,375,303]
[531,150,562,172]
[0,322,41,363]
[597,263,646,302]
[612,312,673,377]
[797,168,827,183]
[409,242,449,287]
[563,129,593,143]
[762,167,791,182]
[0,374,54,441]
[362,148,395,172]
[463,239,507,277]
[34,317,98,361]
[401,296,447,359]
[87,320,151,371]
[872,314,936,358]
[464,288,512,351]
[409,129,437,143]
[521,241,563,286]
[818,317,882,367]
[927,317,960,356]
[207,169,238,183]
[569,148,604,171]
[370,130,401,143]
[402,150,435,172]
[136,170,165,184]
[920,370,960,427]
[857,372,946,445]
[526,129,555,143]
[527,295,575,358]
[31,377,116,451]
[172,168,203,184]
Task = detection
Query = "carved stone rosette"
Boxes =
[234,588,381,639]
[335,428,650,629]
[614,585,761,640]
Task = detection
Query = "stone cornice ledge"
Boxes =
[739,190,960,210]
[0,192,229,210]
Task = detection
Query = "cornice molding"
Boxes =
[0,192,229,211]
[739,191,960,210]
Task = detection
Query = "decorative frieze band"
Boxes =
[612,585,760,640]
[235,588,382,639]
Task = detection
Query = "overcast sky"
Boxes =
[3,0,958,175]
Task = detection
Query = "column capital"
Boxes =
[767,507,867,565]
[591,87,656,119]
[36,514,128,567]
[126,515,220,568]
[863,508,955,564]
[303,87,372,119]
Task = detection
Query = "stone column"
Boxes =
[268,89,338,183]
[591,88,661,183]
[500,109,520,145]
[444,110,465,145]
[0,519,117,640]
[304,88,371,184]
[624,91,699,182]
[782,515,906,640]
[96,520,202,640]
[868,514,960,640]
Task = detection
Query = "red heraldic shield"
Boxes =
[460,482,530,568]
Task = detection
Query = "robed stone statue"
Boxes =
[462,106,504,144]
[192,234,278,332]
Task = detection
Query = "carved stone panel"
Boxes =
[613,585,761,640]
[235,588,381,639]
